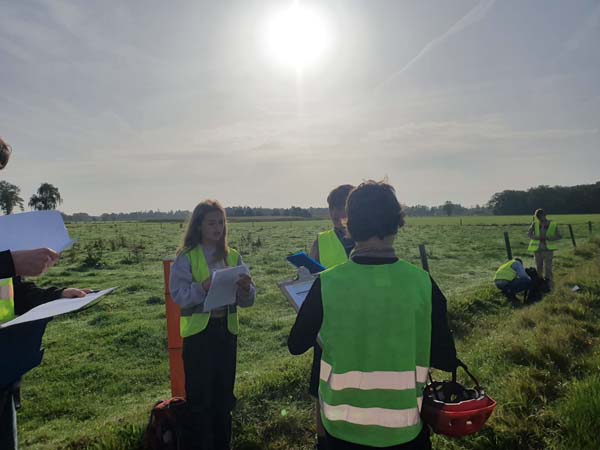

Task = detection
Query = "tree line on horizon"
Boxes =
[1,180,598,220]
[487,181,600,215]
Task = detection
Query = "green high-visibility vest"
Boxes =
[528,220,558,253]
[0,278,15,324]
[179,247,240,338]
[319,260,432,447]
[317,229,348,268]
[494,259,518,282]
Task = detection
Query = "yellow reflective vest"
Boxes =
[528,220,558,253]
[0,278,15,324]
[179,247,240,338]
[317,230,348,268]
[319,260,432,446]
[494,259,518,282]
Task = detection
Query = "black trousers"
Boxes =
[180,318,237,450]
[326,425,431,450]
[0,383,19,450]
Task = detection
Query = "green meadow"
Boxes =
[16,215,600,450]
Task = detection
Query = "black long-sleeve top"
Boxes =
[0,250,65,315]
[288,256,458,372]
[0,250,16,279]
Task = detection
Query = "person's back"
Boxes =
[493,258,532,301]
[319,258,431,446]
[287,180,456,449]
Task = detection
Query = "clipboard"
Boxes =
[278,267,317,312]
[286,252,326,274]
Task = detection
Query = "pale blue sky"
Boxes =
[1,0,599,214]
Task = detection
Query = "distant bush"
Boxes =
[81,239,105,269]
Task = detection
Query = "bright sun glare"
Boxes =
[265,2,332,71]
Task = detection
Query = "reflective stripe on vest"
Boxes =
[319,260,432,447]
[179,247,240,338]
[320,402,422,429]
[494,259,518,282]
[528,220,558,253]
[320,360,429,391]
[317,230,348,269]
[0,278,15,324]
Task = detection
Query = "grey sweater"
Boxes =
[169,246,255,316]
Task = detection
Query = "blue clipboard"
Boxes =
[286,252,326,274]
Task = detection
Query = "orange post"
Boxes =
[162,259,186,398]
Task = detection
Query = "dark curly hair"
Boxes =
[327,184,355,210]
[346,180,405,241]
[0,137,11,170]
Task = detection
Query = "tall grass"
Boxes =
[16,222,600,449]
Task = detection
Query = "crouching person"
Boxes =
[288,180,457,450]
[494,258,532,302]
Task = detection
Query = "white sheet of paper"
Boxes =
[0,211,75,253]
[0,288,115,328]
[280,279,315,311]
[203,265,249,312]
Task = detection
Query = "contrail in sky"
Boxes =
[373,0,497,94]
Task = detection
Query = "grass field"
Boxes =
[15,215,600,450]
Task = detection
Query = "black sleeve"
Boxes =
[0,251,16,279]
[13,277,64,316]
[288,277,323,355]
[430,277,458,372]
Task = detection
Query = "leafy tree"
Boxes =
[0,181,24,214]
[29,183,63,210]
[442,201,454,216]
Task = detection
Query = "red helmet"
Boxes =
[421,359,496,438]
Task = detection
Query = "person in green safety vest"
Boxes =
[493,258,532,301]
[0,136,91,450]
[527,208,561,290]
[307,184,355,450]
[169,200,255,450]
[289,180,458,450]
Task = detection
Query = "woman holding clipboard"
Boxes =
[169,200,255,450]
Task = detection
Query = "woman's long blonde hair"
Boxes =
[178,200,228,261]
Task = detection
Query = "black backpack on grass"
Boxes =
[143,397,186,450]
[524,267,544,303]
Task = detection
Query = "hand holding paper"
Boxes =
[236,273,254,293]
[203,265,250,312]
[11,248,60,277]
[62,288,93,298]
[0,288,116,329]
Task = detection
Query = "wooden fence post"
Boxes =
[589,221,593,234]
[503,231,512,260]
[418,244,430,273]
[568,224,577,248]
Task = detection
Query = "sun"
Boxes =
[265,2,332,71]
